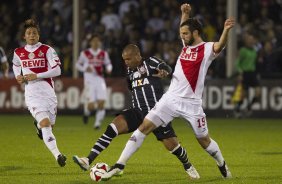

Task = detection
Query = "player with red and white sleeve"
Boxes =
[12,19,66,167]
[102,4,235,180]
[76,34,112,129]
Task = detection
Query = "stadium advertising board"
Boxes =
[0,78,281,118]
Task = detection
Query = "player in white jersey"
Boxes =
[76,34,112,129]
[12,19,66,167]
[102,4,235,180]
[0,46,9,78]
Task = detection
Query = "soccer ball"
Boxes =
[89,162,110,182]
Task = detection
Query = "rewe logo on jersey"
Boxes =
[180,50,198,61]
[22,59,46,68]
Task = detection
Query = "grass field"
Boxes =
[0,115,281,184]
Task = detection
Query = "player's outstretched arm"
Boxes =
[213,18,235,53]
[180,3,191,26]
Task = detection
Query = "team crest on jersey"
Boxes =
[138,65,146,74]
[185,47,191,54]
[38,51,44,57]
[28,52,35,59]
[133,71,141,79]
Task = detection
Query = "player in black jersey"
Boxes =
[73,44,199,179]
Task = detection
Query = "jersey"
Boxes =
[167,42,219,100]
[76,48,112,84]
[128,56,171,113]
[12,42,61,100]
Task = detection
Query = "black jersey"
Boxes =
[127,56,172,112]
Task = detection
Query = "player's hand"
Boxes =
[181,3,191,14]
[16,75,26,84]
[85,66,93,72]
[224,18,235,30]
[152,69,169,78]
[24,73,37,81]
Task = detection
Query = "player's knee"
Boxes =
[39,118,51,127]
[112,115,129,134]
[88,103,95,111]
[139,119,156,135]
[197,135,211,149]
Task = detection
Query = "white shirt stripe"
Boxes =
[141,87,150,111]
[149,57,160,64]
[150,86,157,103]
[143,62,149,76]
[134,89,141,110]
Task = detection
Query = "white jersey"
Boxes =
[167,42,218,99]
[12,42,61,101]
[76,48,112,84]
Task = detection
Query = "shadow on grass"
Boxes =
[256,152,282,155]
[0,166,23,172]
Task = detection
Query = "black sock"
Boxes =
[87,123,118,164]
[171,145,191,170]
[247,97,258,110]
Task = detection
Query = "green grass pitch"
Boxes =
[0,114,281,184]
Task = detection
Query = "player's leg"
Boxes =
[73,109,142,171]
[102,118,157,180]
[94,100,105,129]
[197,134,231,178]
[83,86,93,124]
[36,112,66,167]
[154,125,199,179]
[188,113,231,178]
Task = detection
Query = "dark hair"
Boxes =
[23,19,40,33]
[180,18,203,36]
[88,33,101,41]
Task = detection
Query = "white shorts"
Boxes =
[84,77,107,103]
[26,97,57,125]
[146,93,208,138]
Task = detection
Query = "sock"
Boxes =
[247,97,258,110]
[94,109,105,127]
[117,129,146,165]
[171,144,192,170]
[41,127,61,159]
[235,100,243,112]
[205,139,224,167]
[87,123,118,164]
[84,102,90,116]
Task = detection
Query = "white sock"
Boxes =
[84,102,90,116]
[94,109,105,127]
[205,139,224,166]
[41,127,61,159]
[117,129,146,165]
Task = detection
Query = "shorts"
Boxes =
[84,77,107,103]
[120,108,177,140]
[242,71,260,90]
[146,93,209,138]
[26,97,57,125]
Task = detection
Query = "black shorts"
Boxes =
[120,108,177,141]
[242,72,260,90]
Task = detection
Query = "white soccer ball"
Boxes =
[89,162,110,182]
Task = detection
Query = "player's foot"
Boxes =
[83,115,89,124]
[186,165,200,179]
[57,154,67,167]
[73,155,90,171]
[33,120,43,140]
[218,161,232,178]
[101,164,124,181]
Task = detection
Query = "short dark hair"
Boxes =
[180,18,203,36]
[24,19,40,33]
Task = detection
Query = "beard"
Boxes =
[187,36,195,46]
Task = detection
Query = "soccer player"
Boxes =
[12,19,66,167]
[73,44,200,179]
[0,46,9,78]
[76,34,112,129]
[102,3,235,180]
[235,32,261,117]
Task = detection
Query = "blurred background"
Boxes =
[0,0,282,118]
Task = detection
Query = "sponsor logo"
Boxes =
[22,59,46,68]
[163,130,170,134]
[48,137,55,142]
[129,135,137,142]
[180,49,198,61]
[20,53,25,57]
[131,78,150,88]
